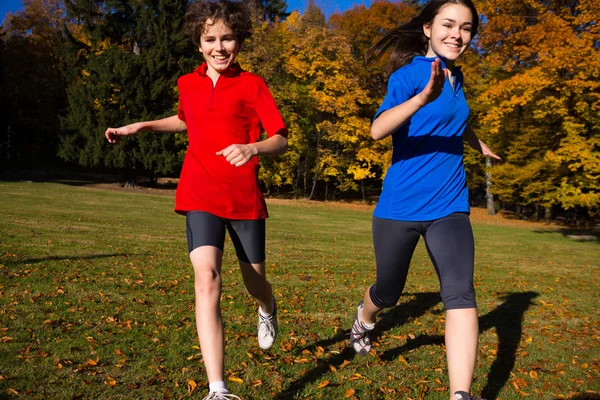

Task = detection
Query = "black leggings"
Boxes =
[369,212,476,310]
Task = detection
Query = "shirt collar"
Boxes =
[195,62,243,78]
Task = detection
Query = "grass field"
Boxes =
[0,181,598,400]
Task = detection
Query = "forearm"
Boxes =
[371,95,426,140]
[133,115,187,133]
[463,125,482,152]
[249,134,288,157]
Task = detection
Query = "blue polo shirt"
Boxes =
[373,56,470,221]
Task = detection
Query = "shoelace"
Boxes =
[258,314,275,338]
[203,392,242,400]
[349,320,371,345]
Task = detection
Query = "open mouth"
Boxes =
[213,54,230,62]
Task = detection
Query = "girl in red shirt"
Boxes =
[105,1,287,399]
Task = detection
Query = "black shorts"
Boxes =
[185,211,266,264]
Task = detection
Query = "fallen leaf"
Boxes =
[529,370,538,380]
[317,380,330,389]
[345,388,355,397]
[329,365,337,372]
[228,377,243,384]
[187,379,197,394]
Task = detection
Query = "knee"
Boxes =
[442,283,476,310]
[370,285,401,309]
[193,266,221,297]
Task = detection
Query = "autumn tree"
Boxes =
[475,0,600,219]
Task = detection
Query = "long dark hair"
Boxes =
[365,0,479,75]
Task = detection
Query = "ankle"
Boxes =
[359,308,375,328]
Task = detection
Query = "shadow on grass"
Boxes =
[532,229,599,243]
[2,253,138,268]
[274,292,441,399]
[275,291,539,400]
[480,291,539,399]
[559,395,600,400]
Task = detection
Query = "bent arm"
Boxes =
[371,95,426,140]
[249,132,288,157]
[371,58,446,141]
[105,115,187,143]
[216,132,288,168]
[464,125,502,160]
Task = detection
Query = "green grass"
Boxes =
[0,181,598,399]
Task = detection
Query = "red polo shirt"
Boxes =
[175,63,287,219]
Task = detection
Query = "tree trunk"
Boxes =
[361,180,366,203]
[485,157,495,215]
[544,206,552,223]
[308,131,322,200]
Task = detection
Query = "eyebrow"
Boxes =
[441,18,473,25]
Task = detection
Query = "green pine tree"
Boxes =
[60,0,197,183]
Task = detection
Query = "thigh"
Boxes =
[227,219,266,264]
[186,211,227,254]
[372,217,422,298]
[423,213,475,307]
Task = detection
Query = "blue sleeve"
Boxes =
[374,68,415,120]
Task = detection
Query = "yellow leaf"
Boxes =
[345,388,355,397]
[525,336,533,343]
[529,370,539,380]
[86,359,97,366]
[339,360,350,369]
[581,363,589,369]
[228,376,244,384]
[317,380,330,389]
[329,365,337,372]
[187,379,197,394]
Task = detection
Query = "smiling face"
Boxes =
[423,3,473,66]
[199,18,240,80]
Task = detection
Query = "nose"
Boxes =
[451,26,460,38]
[216,39,225,51]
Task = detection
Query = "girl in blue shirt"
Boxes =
[349,1,500,399]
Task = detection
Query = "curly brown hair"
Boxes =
[185,0,253,48]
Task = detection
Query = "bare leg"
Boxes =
[361,286,381,324]
[239,260,273,313]
[446,307,479,398]
[190,246,224,384]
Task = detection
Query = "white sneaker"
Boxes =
[201,391,241,400]
[257,297,278,350]
[350,301,374,355]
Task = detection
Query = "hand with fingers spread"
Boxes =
[217,144,257,167]
[480,141,502,160]
[417,57,447,106]
[105,124,139,143]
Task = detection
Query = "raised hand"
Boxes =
[418,58,447,106]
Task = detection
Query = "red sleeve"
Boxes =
[177,78,186,121]
[253,79,288,138]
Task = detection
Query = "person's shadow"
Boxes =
[274,292,442,400]
[275,291,539,399]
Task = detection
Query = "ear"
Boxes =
[423,23,431,39]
